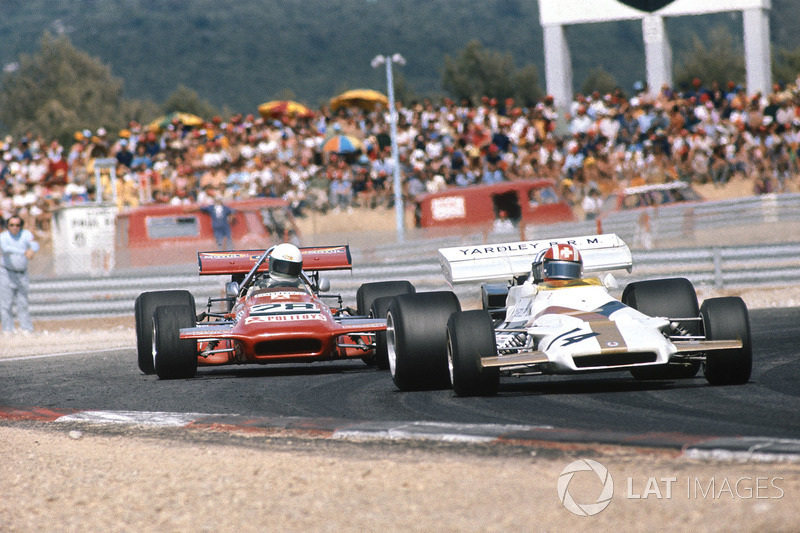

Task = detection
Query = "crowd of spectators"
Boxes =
[3,76,800,239]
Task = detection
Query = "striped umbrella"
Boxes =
[322,134,363,154]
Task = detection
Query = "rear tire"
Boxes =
[701,297,752,385]
[448,310,499,396]
[153,304,198,380]
[387,291,461,391]
[356,281,415,316]
[622,278,701,380]
[135,290,195,374]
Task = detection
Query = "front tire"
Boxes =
[387,291,461,391]
[701,297,752,385]
[153,304,198,380]
[135,290,195,374]
[448,310,499,396]
[622,278,701,380]
[369,296,395,370]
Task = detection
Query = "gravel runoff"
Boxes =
[1,425,798,532]
[1,282,798,531]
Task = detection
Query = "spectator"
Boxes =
[0,214,39,334]
[581,187,602,220]
[2,79,800,241]
[186,193,236,250]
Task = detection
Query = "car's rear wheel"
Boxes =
[356,281,415,316]
[447,310,499,396]
[622,278,702,380]
[135,290,195,374]
[357,281,416,368]
[701,297,752,385]
[387,291,461,391]
[152,304,198,380]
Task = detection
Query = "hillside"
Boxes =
[1,0,799,113]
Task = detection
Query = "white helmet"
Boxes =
[268,243,303,282]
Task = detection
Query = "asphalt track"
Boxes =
[2,307,799,458]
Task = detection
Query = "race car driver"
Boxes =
[264,243,304,288]
[532,243,584,284]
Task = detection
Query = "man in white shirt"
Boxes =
[0,215,39,334]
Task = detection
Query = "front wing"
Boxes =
[481,339,743,371]
[179,317,387,342]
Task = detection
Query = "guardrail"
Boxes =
[28,240,800,319]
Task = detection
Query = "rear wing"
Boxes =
[198,245,352,275]
[438,234,632,284]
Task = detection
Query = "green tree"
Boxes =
[442,40,542,105]
[160,85,218,120]
[773,46,800,86]
[580,67,619,97]
[512,64,544,107]
[673,28,745,91]
[0,33,128,146]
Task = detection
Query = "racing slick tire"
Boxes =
[622,278,702,380]
[135,290,195,374]
[447,310,500,397]
[356,281,416,316]
[152,304,198,380]
[700,297,752,386]
[386,291,461,391]
[369,296,395,370]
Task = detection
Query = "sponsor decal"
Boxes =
[457,237,601,256]
[256,292,298,300]
[202,252,247,259]
[304,246,346,255]
[431,196,466,220]
[245,314,325,323]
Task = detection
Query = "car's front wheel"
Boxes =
[701,296,752,386]
[135,290,195,374]
[369,296,395,370]
[152,304,198,380]
[447,310,499,396]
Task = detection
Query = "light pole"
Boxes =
[371,53,406,242]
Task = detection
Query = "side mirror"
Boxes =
[317,277,331,293]
[603,273,619,290]
[225,281,240,298]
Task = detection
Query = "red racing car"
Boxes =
[134,245,414,379]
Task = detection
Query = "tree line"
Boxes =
[2,3,800,146]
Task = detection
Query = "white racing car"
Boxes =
[379,234,752,396]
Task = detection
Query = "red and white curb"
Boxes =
[2,406,799,462]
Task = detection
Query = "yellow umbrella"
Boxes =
[330,89,389,111]
[258,100,315,119]
[148,112,205,131]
